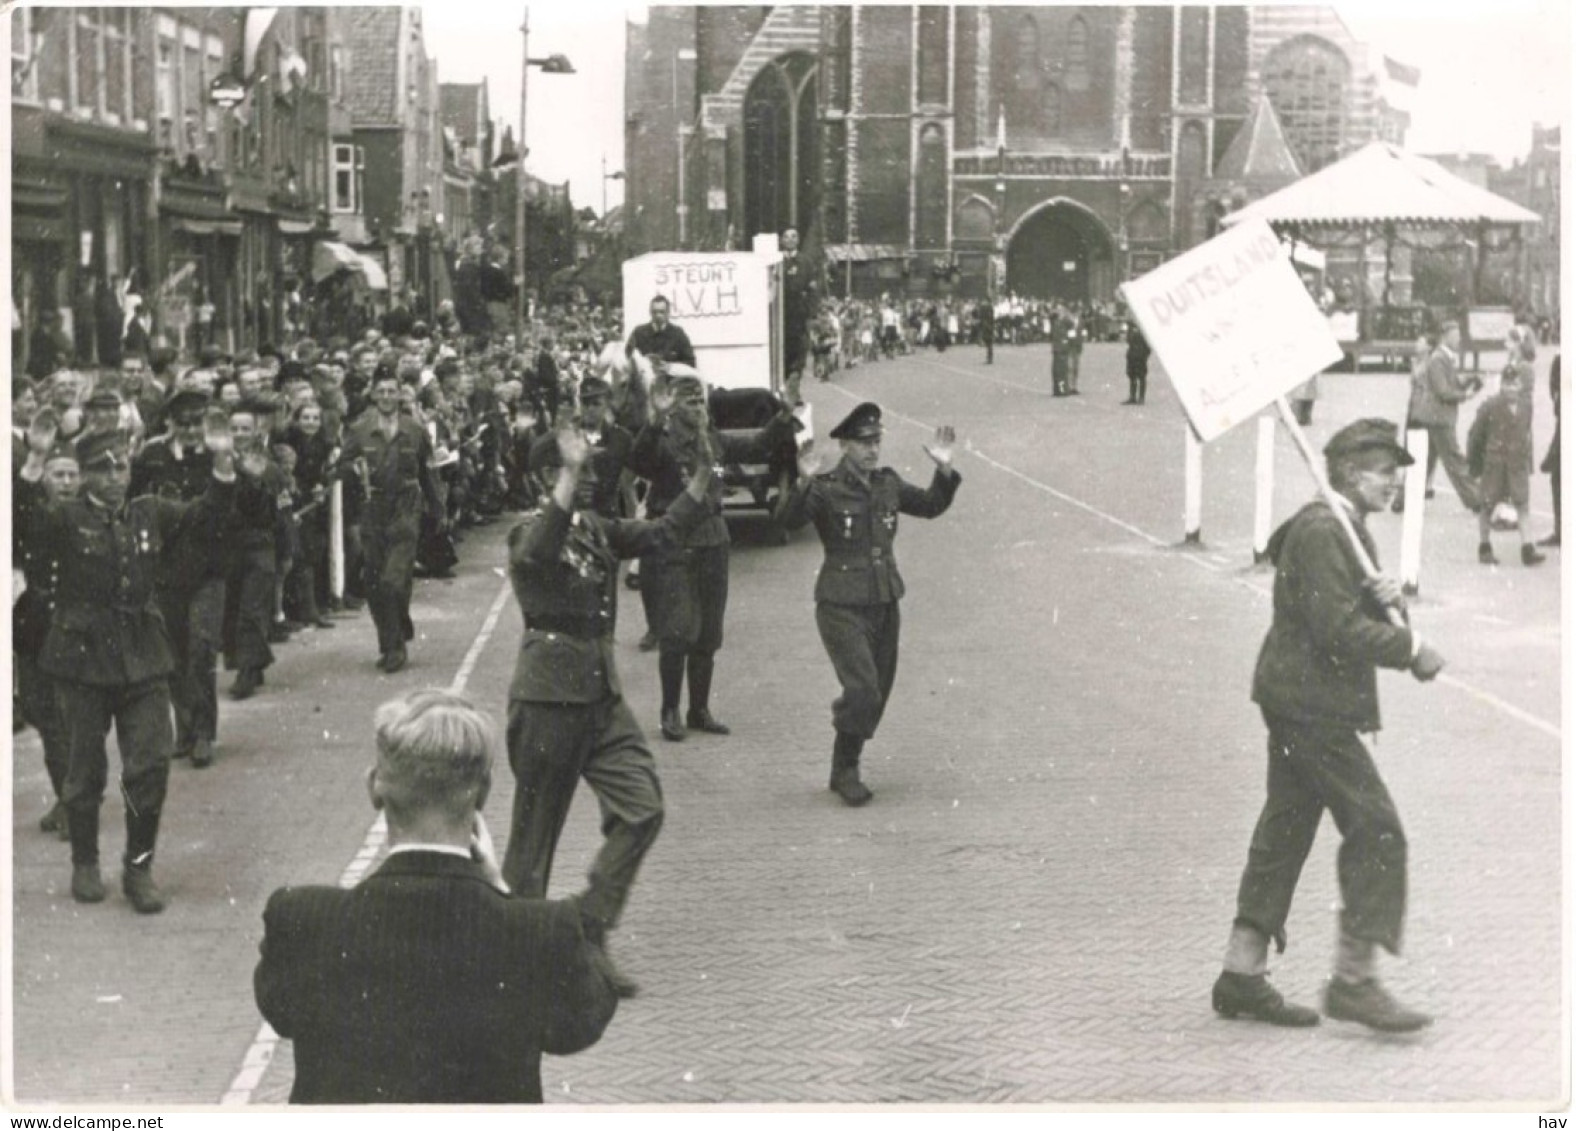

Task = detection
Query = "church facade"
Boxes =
[624,5,1412,300]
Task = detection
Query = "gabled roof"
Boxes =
[344,8,403,125]
[439,83,488,148]
[1223,141,1542,229]
[1214,95,1302,183]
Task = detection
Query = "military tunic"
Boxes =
[500,489,704,930]
[131,436,226,752]
[780,458,961,740]
[21,472,235,866]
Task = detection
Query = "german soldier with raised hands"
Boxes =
[780,403,961,805]
[502,424,715,995]
[17,411,246,912]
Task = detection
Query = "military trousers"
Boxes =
[224,547,277,672]
[1234,711,1407,956]
[159,579,224,751]
[652,544,728,655]
[815,600,901,741]
[55,676,174,865]
[362,497,420,656]
[16,652,69,798]
[501,695,665,931]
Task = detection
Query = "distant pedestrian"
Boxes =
[1467,364,1544,566]
[1539,354,1560,547]
[1123,319,1151,405]
[780,403,961,806]
[255,689,618,1103]
[1411,322,1482,511]
[1212,419,1441,1034]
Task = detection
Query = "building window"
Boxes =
[74,9,101,115]
[333,144,364,213]
[1013,14,1041,94]
[1065,15,1090,93]
[330,45,345,101]
[1046,83,1063,135]
[206,36,225,157]
[1263,35,1350,173]
[156,25,177,148]
[103,8,128,121]
[12,8,38,102]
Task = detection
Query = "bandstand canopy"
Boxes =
[1221,141,1540,230]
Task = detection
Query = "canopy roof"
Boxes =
[1222,141,1540,230]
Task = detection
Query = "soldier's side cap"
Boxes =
[43,440,80,465]
[668,373,706,401]
[579,375,611,401]
[165,389,211,419]
[830,401,883,441]
[1323,418,1414,466]
[84,388,124,411]
[151,344,181,367]
[197,344,224,365]
[76,430,129,470]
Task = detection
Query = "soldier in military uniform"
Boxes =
[340,368,443,672]
[502,427,715,994]
[17,423,245,912]
[627,370,799,741]
[780,403,961,806]
[13,418,80,837]
[130,389,227,765]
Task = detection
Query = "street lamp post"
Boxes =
[601,153,624,218]
[514,6,574,342]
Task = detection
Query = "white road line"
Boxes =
[822,383,1562,742]
[222,577,516,1106]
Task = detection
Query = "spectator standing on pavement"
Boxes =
[780,403,961,806]
[1411,322,1482,511]
[978,298,996,365]
[340,369,443,673]
[781,228,816,405]
[18,422,242,912]
[254,689,618,1104]
[1467,364,1544,567]
[1212,418,1441,1033]
[501,428,715,996]
[1123,318,1151,405]
[1539,353,1560,547]
[1050,308,1073,396]
[13,418,80,838]
[628,370,798,742]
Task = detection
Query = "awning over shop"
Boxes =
[824,243,908,263]
[174,217,243,237]
[1222,141,1541,230]
[312,241,388,290]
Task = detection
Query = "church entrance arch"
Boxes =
[1005,199,1117,303]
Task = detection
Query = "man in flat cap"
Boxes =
[16,415,247,911]
[131,389,229,765]
[1212,418,1444,1033]
[780,402,961,805]
[501,426,717,995]
[628,368,799,741]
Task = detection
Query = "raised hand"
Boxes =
[797,439,822,480]
[26,408,59,456]
[922,424,957,468]
[556,427,591,472]
[203,408,234,457]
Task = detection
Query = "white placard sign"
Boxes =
[1120,219,1343,442]
[622,252,771,348]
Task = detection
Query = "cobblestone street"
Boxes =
[9,340,1565,1108]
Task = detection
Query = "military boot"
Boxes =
[829,732,873,807]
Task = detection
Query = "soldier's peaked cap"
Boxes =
[76,430,130,471]
[578,375,611,401]
[830,402,883,441]
[84,388,124,411]
[165,388,211,420]
[1323,417,1414,467]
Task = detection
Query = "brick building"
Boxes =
[625,5,1413,301]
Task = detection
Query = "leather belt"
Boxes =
[526,614,604,639]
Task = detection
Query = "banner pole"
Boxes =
[1272,396,1405,627]
[329,479,345,602]
[1183,423,1203,544]
[1252,414,1275,564]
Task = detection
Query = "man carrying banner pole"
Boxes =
[1121,219,1447,1033]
